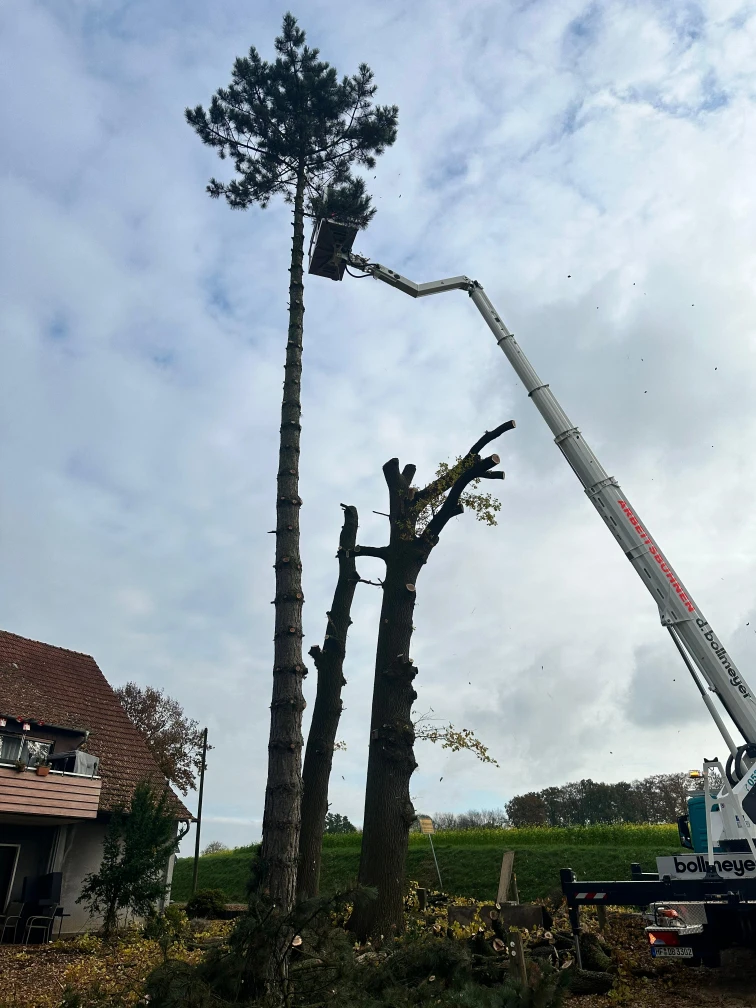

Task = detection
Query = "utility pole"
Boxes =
[191,727,208,896]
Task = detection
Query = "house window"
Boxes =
[24,739,53,766]
[0,734,53,767]
[0,733,22,765]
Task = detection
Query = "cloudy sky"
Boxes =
[4,0,756,853]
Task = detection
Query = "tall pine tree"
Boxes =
[187,14,397,911]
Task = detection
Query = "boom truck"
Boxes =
[308,218,756,966]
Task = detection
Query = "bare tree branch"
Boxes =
[468,419,516,455]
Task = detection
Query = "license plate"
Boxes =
[651,946,694,958]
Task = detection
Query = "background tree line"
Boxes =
[428,772,693,830]
[504,772,691,827]
[429,808,509,830]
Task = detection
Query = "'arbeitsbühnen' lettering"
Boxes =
[617,500,694,612]
[617,500,750,699]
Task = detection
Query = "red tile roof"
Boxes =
[0,630,191,818]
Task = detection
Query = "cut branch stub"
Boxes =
[273,663,307,676]
[274,627,305,639]
[271,697,307,712]
[381,654,418,682]
[353,544,389,561]
[273,591,305,603]
[274,557,302,570]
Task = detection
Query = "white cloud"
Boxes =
[3,0,756,850]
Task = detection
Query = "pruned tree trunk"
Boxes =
[348,423,514,939]
[298,505,360,900]
[353,538,424,938]
[348,462,425,939]
[259,167,308,912]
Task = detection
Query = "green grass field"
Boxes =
[171,824,684,904]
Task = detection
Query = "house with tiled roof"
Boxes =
[0,630,192,936]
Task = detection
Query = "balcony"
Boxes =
[0,765,101,820]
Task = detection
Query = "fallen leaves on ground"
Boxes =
[0,921,231,1008]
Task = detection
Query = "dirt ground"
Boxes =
[564,939,756,1008]
[0,943,89,1008]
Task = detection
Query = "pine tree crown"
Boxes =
[186,12,398,227]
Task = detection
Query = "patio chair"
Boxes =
[0,902,24,944]
[23,904,59,945]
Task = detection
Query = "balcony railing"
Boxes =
[0,764,102,819]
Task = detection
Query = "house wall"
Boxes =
[52,820,109,934]
[0,824,55,902]
[52,820,180,934]
[0,819,181,935]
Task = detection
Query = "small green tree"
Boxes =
[323,812,357,834]
[77,781,184,939]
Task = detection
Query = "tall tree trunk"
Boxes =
[259,167,308,912]
[298,505,360,901]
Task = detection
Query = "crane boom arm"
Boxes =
[356,255,756,748]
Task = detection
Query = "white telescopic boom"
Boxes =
[354,255,756,752]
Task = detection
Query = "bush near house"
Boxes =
[185,888,229,919]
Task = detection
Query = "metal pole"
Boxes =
[428,834,443,890]
[191,727,208,896]
[703,760,716,876]
[667,627,738,757]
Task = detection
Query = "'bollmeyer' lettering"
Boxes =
[671,855,756,878]
[696,619,751,699]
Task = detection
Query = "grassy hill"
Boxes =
[171,824,684,904]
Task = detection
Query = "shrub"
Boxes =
[143,905,192,961]
[185,888,228,919]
